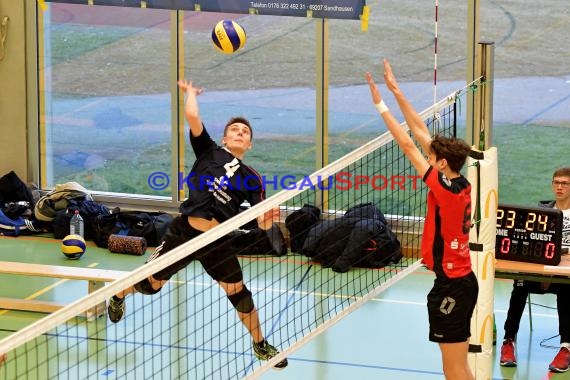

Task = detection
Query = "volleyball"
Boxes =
[211,20,246,54]
[61,234,86,259]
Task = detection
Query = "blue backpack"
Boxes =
[0,210,41,236]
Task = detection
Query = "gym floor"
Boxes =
[0,235,568,379]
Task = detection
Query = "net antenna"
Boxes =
[431,0,441,134]
[433,0,439,105]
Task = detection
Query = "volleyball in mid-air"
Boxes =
[61,234,86,259]
[211,20,246,54]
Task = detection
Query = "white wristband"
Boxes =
[375,100,389,115]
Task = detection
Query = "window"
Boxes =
[40,4,173,197]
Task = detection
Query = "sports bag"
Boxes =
[52,199,111,240]
[0,170,35,206]
[0,210,42,236]
[93,210,173,248]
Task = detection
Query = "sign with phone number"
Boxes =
[45,0,366,20]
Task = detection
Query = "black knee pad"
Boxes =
[134,278,162,295]
[228,285,254,313]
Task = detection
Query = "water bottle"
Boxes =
[70,210,84,238]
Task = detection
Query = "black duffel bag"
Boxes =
[93,210,173,248]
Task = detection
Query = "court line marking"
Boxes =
[0,326,507,380]
[0,265,549,380]
[166,277,560,319]
[0,234,153,254]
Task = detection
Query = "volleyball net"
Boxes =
[0,91,461,380]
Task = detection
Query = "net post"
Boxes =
[315,18,329,211]
[465,0,480,146]
[475,42,495,150]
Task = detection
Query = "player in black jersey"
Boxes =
[107,79,288,369]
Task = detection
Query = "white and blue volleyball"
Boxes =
[212,20,246,54]
[61,234,86,259]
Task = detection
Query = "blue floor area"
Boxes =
[261,270,570,380]
[1,236,570,379]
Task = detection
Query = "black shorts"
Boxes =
[150,216,243,284]
[427,271,478,343]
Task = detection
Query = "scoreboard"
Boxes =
[495,204,563,265]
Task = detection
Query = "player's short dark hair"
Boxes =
[553,167,570,178]
[224,117,252,140]
[429,135,471,173]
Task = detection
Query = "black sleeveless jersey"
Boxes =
[179,126,265,222]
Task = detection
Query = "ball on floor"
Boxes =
[61,234,86,259]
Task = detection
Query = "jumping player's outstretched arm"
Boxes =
[177,79,204,137]
[366,69,429,177]
[381,59,432,156]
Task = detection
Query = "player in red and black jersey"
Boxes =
[367,60,477,380]
[107,79,287,369]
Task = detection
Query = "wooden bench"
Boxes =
[0,261,129,319]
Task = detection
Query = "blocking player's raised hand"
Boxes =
[365,72,382,105]
[383,59,402,95]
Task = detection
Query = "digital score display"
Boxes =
[495,204,563,265]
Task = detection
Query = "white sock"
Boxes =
[561,342,570,350]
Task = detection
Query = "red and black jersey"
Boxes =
[421,166,472,278]
[179,126,265,222]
